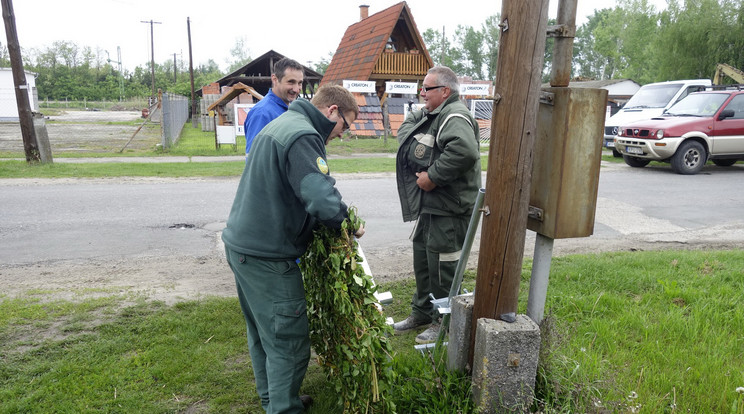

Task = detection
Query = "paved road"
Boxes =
[1,161,743,281]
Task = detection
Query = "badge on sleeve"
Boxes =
[316,157,329,174]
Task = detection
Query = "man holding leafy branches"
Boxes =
[222,84,363,413]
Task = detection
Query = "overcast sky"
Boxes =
[3,0,668,73]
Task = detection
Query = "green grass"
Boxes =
[0,125,493,177]
[2,250,743,413]
[0,160,248,178]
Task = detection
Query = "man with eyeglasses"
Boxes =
[393,66,482,344]
[223,85,363,413]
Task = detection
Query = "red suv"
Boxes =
[614,88,744,174]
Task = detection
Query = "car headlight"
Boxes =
[656,129,664,139]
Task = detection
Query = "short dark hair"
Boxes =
[273,58,304,81]
[311,85,359,118]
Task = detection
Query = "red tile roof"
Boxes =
[321,2,432,85]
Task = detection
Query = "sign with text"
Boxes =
[459,84,491,96]
[234,104,255,136]
[386,82,418,95]
[343,80,376,93]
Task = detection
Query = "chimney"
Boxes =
[360,4,369,20]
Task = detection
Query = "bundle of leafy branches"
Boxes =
[300,207,396,413]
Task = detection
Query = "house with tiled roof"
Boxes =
[321,2,434,137]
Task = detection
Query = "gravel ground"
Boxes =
[0,110,160,153]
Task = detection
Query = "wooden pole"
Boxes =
[469,0,549,363]
[187,17,198,128]
[2,0,39,163]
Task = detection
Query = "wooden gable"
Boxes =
[198,50,323,97]
[321,2,433,86]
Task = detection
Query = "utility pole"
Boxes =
[106,47,124,101]
[173,53,177,83]
[187,17,197,128]
[141,19,161,103]
[2,0,39,163]
[469,0,550,363]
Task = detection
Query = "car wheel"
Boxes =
[712,159,737,167]
[612,149,622,158]
[670,141,706,175]
[623,155,650,168]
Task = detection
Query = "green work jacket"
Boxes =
[396,93,481,222]
[222,98,347,260]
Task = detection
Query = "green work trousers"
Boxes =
[225,248,310,414]
[410,213,469,322]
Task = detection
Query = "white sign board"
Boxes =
[386,82,418,95]
[217,125,237,145]
[343,80,376,93]
[234,104,255,136]
[459,84,491,96]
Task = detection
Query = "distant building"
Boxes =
[196,50,322,132]
[322,2,434,137]
[0,68,38,121]
[559,79,642,116]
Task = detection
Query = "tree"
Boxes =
[311,52,334,75]
[226,36,251,72]
[573,9,612,79]
[652,0,741,81]
[456,25,485,79]
[482,15,500,80]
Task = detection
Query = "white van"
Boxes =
[603,79,711,155]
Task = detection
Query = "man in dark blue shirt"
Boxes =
[243,58,304,156]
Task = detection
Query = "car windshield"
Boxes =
[665,93,729,117]
[624,83,682,109]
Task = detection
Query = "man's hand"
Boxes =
[354,223,365,238]
[415,171,437,192]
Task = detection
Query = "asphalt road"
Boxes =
[1,161,744,280]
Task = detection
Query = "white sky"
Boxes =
[3,0,668,73]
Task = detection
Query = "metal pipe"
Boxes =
[549,0,578,87]
[526,232,555,324]
[437,187,486,345]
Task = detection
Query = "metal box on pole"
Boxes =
[527,87,608,239]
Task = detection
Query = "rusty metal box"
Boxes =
[527,87,608,239]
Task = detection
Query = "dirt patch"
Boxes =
[0,110,161,153]
[2,226,742,306]
[0,254,236,305]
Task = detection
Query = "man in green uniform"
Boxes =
[392,66,482,344]
[222,85,362,413]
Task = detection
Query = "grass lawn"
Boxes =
[2,250,743,413]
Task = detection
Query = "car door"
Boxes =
[712,94,744,154]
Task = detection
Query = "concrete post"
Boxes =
[32,113,53,164]
[446,294,474,372]
[471,315,540,413]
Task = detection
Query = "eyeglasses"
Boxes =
[338,109,350,132]
[421,85,445,93]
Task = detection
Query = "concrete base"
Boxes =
[471,315,540,413]
[32,113,53,164]
[447,294,474,372]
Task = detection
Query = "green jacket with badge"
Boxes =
[222,98,348,260]
[396,92,481,222]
